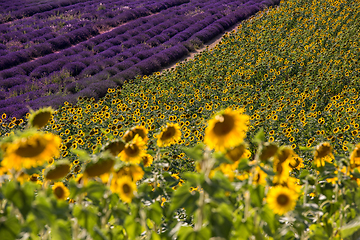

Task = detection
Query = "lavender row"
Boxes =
[0,0,280,118]
[0,0,189,53]
[0,0,190,71]
[0,0,236,81]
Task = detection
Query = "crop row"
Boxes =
[0,0,279,118]
[0,0,189,69]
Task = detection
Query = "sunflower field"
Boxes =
[1,0,360,239]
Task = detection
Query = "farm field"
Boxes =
[0,0,277,119]
[1,0,360,239]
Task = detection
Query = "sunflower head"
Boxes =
[204,108,249,152]
[120,135,147,164]
[225,143,248,162]
[141,154,153,167]
[350,143,360,169]
[156,123,181,147]
[1,130,61,171]
[103,140,125,156]
[84,154,115,178]
[289,156,304,170]
[28,107,54,129]
[52,182,70,200]
[276,146,294,163]
[44,159,71,180]
[315,142,332,159]
[259,142,278,162]
[123,126,148,143]
[115,164,144,182]
[112,176,137,203]
[267,185,298,215]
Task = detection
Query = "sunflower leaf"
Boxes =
[0,215,21,240]
[181,143,205,161]
[50,219,72,240]
[252,128,265,144]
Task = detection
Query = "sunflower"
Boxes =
[314,142,334,167]
[288,155,304,170]
[1,131,61,171]
[28,107,54,129]
[84,155,115,178]
[103,140,125,156]
[156,123,181,147]
[112,176,136,203]
[259,143,278,162]
[141,154,153,167]
[267,185,298,216]
[204,108,249,152]
[114,164,144,182]
[120,135,146,164]
[52,182,70,200]
[350,143,360,169]
[44,160,71,180]
[252,166,267,185]
[225,143,248,162]
[123,125,149,143]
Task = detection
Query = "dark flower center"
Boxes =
[213,114,235,136]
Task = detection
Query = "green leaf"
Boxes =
[250,185,265,208]
[260,205,276,235]
[170,183,199,215]
[209,203,233,239]
[177,226,211,240]
[2,181,35,218]
[73,204,100,235]
[124,215,142,239]
[298,169,310,179]
[252,128,265,144]
[213,151,233,164]
[27,193,56,233]
[147,201,163,225]
[0,215,21,240]
[68,179,85,199]
[85,181,106,204]
[340,216,360,238]
[181,143,205,161]
[237,158,252,171]
[51,219,72,240]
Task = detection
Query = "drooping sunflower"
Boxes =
[156,123,181,147]
[289,155,304,170]
[52,182,70,200]
[103,140,125,156]
[1,130,61,171]
[314,142,334,167]
[44,160,71,180]
[120,135,146,164]
[141,154,153,167]
[267,185,298,216]
[123,125,149,143]
[112,176,137,203]
[28,107,54,129]
[225,143,248,162]
[204,108,249,152]
[84,154,115,178]
[114,164,144,182]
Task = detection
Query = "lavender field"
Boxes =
[0,0,278,119]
